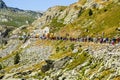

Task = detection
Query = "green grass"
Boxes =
[59,2,120,38]
[49,18,66,33]
[78,0,87,5]
[66,52,90,70]
[91,3,119,37]
[0,9,38,27]
[0,44,22,63]
[98,69,114,80]
[0,15,35,27]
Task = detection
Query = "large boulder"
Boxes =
[53,57,72,70]
[41,60,54,73]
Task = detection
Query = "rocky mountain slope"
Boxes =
[1,38,120,80]
[0,0,120,80]
[32,0,120,37]
[0,0,7,8]
[0,0,42,27]
[0,0,42,46]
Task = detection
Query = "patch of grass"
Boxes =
[59,6,67,12]
[33,70,51,79]
[113,76,120,80]
[0,46,22,62]
[66,52,90,70]
[4,64,20,72]
[21,61,45,72]
[98,69,113,80]
[0,9,38,27]
[0,16,34,27]
[49,18,66,33]
[70,43,75,50]
[88,61,103,74]
[90,63,98,69]
[49,52,72,60]
[59,3,120,37]
[78,0,87,5]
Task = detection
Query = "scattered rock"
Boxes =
[53,57,71,70]
[41,60,54,73]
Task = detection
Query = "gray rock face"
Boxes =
[32,6,63,28]
[32,4,82,28]
[0,40,20,57]
[58,5,82,24]
[53,57,71,70]
[8,39,53,73]
[41,60,54,73]
[32,0,109,29]
[0,0,7,8]
[87,44,120,75]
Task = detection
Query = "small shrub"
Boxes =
[0,64,2,70]
[19,37,23,40]
[70,43,74,50]
[14,53,20,64]
[90,63,97,69]
[104,9,107,12]
[56,47,60,52]
[89,9,93,16]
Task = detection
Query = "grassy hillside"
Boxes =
[0,9,42,27]
[56,2,120,38]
